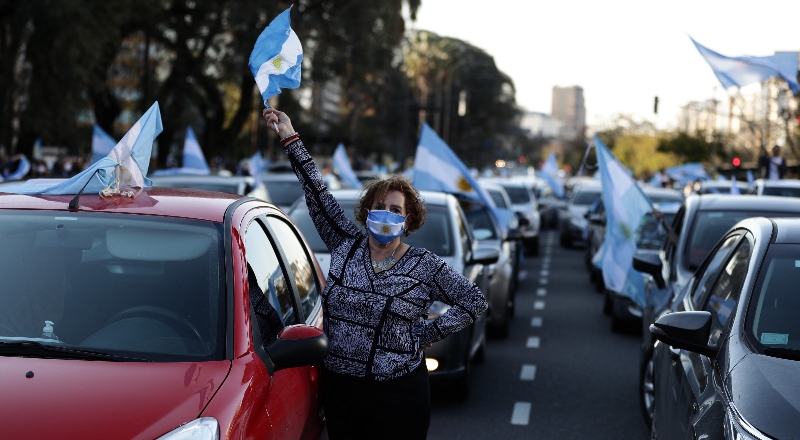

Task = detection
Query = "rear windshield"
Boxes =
[0,211,225,362]
[290,202,454,256]
[572,189,602,206]
[487,189,509,209]
[763,186,800,198]
[262,180,305,206]
[502,186,531,204]
[685,210,794,270]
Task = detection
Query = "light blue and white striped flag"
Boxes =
[182,127,210,173]
[413,123,495,211]
[691,36,799,94]
[5,155,30,181]
[730,175,741,195]
[92,124,117,164]
[249,151,266,182]
[594,136,653,307]
[1,102,161,195]
[539,152,564,198]
[32,138,43,161]
[249,6,303,105]
[333,143,362,189]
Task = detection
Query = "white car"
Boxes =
[479,177,541,256]
[747,178,800,197]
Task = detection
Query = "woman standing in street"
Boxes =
[262,108,487,440]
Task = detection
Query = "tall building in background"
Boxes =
[551,86,586,140]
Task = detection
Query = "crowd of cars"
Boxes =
[568,174,800,438]
[6,155,800,438]
[0,161,549,437]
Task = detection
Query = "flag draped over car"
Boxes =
[594,136,653,307]
[92,124,117,164]
[1,102,162,196]
[539,152,564,198]
[333,143,362,189]
[249,6,303,105]
[690,36,799,94]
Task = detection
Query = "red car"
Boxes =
[0,186,328,439]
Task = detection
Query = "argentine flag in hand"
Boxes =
[92,124,117,164]
[594,136,653,308]
[1,102,161,196]
[181,127,210,173]
[249,6,303,105]
[539,152,564,198]
[333,143,362,189]
[413,123,495,210]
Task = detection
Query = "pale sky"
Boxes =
[409,0,800,131]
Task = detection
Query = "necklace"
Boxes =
[372,243,400,272]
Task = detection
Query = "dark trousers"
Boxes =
[322,365,431,440]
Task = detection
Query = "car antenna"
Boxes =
[68,168,102,211]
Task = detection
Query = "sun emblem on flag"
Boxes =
[270,54,288,70]
[456,176,473,192]
[381,225,391,234]
[618,222,632,240]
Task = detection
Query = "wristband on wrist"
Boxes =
[280,132,300,146]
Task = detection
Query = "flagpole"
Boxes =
[577,140,595,177]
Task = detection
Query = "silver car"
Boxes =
[289,189,497,400]
[150,173,270,201]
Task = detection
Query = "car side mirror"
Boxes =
[588,213,604,225]
[633,252,666,290]
[264,324,329,373]
[649,311,716,357]
[470,246,500,266]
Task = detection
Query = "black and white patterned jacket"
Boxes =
[285,139,488,381]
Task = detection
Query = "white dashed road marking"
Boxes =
[511,402,532,425]
[539,278,548,285]
[534,300,545,310]
[520,364,537,381]
[531,316,543,327]
[526,336,541,348]
[536,288,546,296]
[539,269,549,277]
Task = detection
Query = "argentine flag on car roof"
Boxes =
[249,6,302,105]
[593,136,653,308]
[1,102,161,196]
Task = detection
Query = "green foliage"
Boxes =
[657,131,725,164]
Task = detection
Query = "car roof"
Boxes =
[642,186,683,198]
[772,218,800,244]
[0,187,242,223]
[260,172,302,181]
[692,194,800,212]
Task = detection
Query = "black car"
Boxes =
[633,194,800,427]
[646,217,800,439]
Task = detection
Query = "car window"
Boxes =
[746,244,800,352]
[635,213,676,250]
[453,204,471,255]
[0,211,225,362]
[487,188,509,209]
[686,210,772,271]
[571,189,601,206]
[665,206,685,282]
[501,185,531,204]
[265,216,320,322]
[690,234,740,308]
[763,186,800,197]
[463,206,499,240]
[261,180,305,206]
[704,238,751,345]
[246,220,299,340]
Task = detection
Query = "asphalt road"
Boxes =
[427,230,650,439]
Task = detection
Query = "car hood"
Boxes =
[0,357,231,439]
[569,205,590,219]
[727,353,800,438]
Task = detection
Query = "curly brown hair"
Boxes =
[354,174,426,236]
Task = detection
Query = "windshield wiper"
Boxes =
[763,347,800,361]
[0,341,149,362]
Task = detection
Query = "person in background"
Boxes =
[262,107,487,440]
[760,144,787,180]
